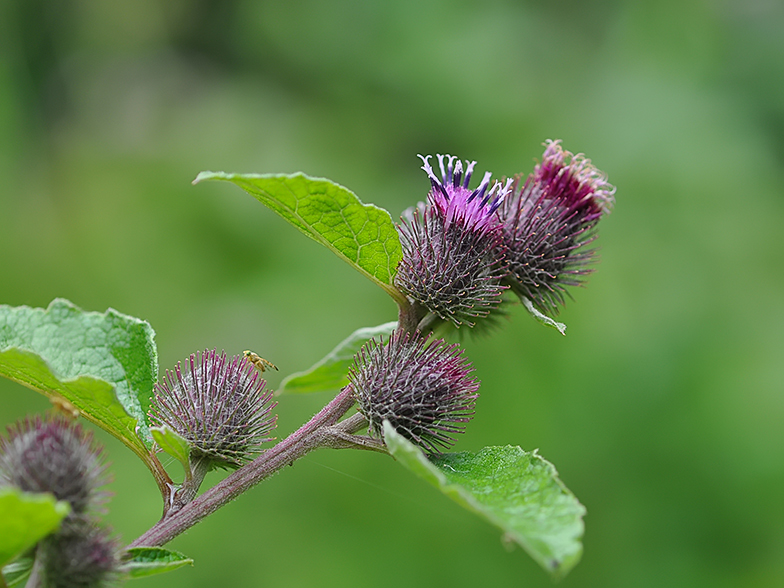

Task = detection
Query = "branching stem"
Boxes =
[127,386,376,548]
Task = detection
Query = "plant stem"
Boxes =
[398,300,425,334]
[166,454,212,515]
[127,386,359,548]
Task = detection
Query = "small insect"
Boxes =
[50,396,80,420]
[243,350,278,373]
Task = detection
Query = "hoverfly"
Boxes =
[243,350,278,373]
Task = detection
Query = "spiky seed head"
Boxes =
[497,140,615,314]
[395,154,510,327]
[0,417,110,514]
[149,349,278,469]
[349,330,479,455]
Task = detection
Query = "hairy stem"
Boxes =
[398,300,425,334]
[166,454,212,516]
[128,386,359,548]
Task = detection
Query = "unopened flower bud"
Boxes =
[39,517,119,588]
[150,349,278,469]
[349,330,479,454]
[0,417,110,514]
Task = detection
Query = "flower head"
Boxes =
[349,330,479,454]
[395,155,511,327]
[419,154,512,233]
[39,519,119,588]
[497,140,615,313]
[0,417,110,514]
[150,349,278,469]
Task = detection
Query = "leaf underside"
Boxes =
[121,547,194,578]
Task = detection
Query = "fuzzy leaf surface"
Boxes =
[384,422,585,579]
[193,172,404,304]
[0,489,70,567]
[121,547,194,578]
[0,299,158,452]
[279,322,397,394]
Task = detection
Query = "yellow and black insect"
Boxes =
[243,350,278,373]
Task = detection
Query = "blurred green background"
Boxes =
[2,0,783,586]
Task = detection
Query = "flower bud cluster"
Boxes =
[0,417,118,587]
[396,141,614,324]
[356,142,614,454]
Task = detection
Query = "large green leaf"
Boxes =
[384,422,585,579]
[0,299,157,452]
[193,172,405,305]
[0,489,70,568]
[120,547,194,578]
[279,322,397,394]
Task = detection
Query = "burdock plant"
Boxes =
[0,140,613,584]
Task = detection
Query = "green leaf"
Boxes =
[193,172,405,305]
[521,296,567,336]
[2,557,33,588]
[151,425,191,473]
[0,489,70,567]
[0,299,158,451]
[384,422,585,579]
[120,547,193,578]
[279,322,397,394]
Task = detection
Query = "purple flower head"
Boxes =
[419,154,512,233]
[497,140,615,314]
[150,349,278,469]
[349,330,479,455]
[395,155,510,327]
[0,417,111,514]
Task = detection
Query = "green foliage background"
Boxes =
[1,0,783,586]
